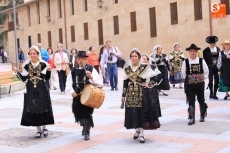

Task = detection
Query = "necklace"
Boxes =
[28,63,41,88]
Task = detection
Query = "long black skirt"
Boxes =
[124,88,161,130]
[157,65,170,90]
[72,96,94,127]
[21,81,54,126]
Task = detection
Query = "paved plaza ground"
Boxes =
[1,63,230,153]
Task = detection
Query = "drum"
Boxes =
[81,84,105,108]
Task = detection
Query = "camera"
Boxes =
[108,55,113,61]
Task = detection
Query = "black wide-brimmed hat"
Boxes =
[185,44,201,51]
[206,36,218,44]
[76,51,88,57]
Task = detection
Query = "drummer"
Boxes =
[66,51,102,140]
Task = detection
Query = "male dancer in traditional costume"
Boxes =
[66,51,102,140]
[181,44,209,125]
[203,36,220,99]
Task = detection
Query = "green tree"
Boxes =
[0,0,22,47]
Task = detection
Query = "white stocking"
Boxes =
[42,125,47,130]
[134,128,140,137]
[140,128,144,137]
[36,126,42,132]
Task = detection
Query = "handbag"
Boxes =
[120,101,125,109]
[65,64,70,76]
[48,59,56,68]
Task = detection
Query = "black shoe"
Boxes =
[35,132,42,138]
[133,131,140,139]
[209,94,213,99]
[84,132,90,140]
[188,118,195,125]
[111,88,114,91]
[43,129,48,138]
[173,84,175,87]
[139,136,145,143]
[115,87,118,91]
[84,119,91,140]
[200,116,204,122]
[179,86,183,89]
[212,95,218,100]
[224,94,229,100]
[188,106,195,125]
[199,103,208,122]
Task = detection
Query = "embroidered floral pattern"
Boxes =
[123,64,148,108]
[188,74,204,84]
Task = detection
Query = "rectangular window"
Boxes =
[221,0,230,14]
[130,12,137,32]
[59,28,63,43]
[27,6,31,26]
[98,19,104,45]
[28,36,32,48]
[58,0,62,18]
[113,15,119,35]
[46,0,51,16]
[17,38,20,48]
[48,31,52,47]
[194,0,202,20]
[170,2,178,25]
[149,7,157,37]
[114,0,118,4]
[37,33,41,43]
[84,22,89,40]
[70,0,74,15]
[37,3,40,24]
[84,0,88,12]
[71,25,75,42]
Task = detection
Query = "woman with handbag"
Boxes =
[169,43,185,88]
[54,43,69,94]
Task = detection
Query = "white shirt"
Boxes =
[210,46,217,53]
[66,67,103,94]
[181,57,209,79]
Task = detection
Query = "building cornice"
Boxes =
[0,0,41,14]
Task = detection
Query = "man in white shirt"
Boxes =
[181,44,209,125]
[203,36,220,99]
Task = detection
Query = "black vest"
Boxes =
[185,58,204,85]
[203,47,220,66]
[71,64,93,93]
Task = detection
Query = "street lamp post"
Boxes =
[13,0,19,69]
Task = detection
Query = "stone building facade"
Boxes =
[2,0,230,62]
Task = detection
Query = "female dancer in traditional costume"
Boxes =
[121,49,161,143]
[13,46,54,138]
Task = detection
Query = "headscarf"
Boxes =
[152,45,163,55]
[22,45,48,67]
[141,53,151,64]
[128,48,142,67]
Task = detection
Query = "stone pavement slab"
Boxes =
[0,68,230,153]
